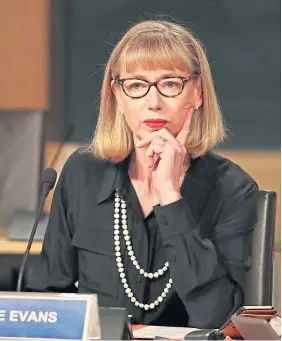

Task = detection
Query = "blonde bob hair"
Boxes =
[89,20,226,162]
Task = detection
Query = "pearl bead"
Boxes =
[114,190,173,312]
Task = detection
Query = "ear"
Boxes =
[111,80,123,111]
[193,77,203,109]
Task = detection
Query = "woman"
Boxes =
[26,20,259,329]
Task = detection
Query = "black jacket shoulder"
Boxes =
[205,151,257,185]
[61,148,112,180]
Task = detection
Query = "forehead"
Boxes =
[119,65,190,79]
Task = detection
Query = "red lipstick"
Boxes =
[144,119,168,130]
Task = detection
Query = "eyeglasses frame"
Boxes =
[114,72,199,98]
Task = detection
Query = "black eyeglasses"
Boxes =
[115,73,199,99]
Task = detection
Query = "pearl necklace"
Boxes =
[114,190,173,310]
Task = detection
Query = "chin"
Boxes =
[133,131,147,141]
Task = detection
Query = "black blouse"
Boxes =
[26,149,259,329]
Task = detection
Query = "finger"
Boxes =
[145,139,165,168]
[145,144,164,160]
[176,106,194,145]
[136,131,160,148]
[136,129,177,148]
[152,153,160,169]
[146,138,166,156]
[146,150,160,168]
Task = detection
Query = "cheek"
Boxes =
[122,102,143,132]
[168,100,193,134]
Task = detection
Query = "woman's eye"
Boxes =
[164,81,176,88]
[128,82,147,90]
[132,83,142,89]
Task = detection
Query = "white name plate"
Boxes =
[0,292,101,340]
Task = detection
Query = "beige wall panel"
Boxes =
[0,0,49,109]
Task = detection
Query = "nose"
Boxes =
[146,85,163,111]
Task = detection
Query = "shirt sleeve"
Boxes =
[153,181,259,329]
[25,164,78,293]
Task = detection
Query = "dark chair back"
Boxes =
[245,190,277,306]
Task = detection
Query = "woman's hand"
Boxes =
[136,107,193,205]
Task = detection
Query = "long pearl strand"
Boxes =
[114,190,173,310]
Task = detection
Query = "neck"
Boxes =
[129,147,153,193]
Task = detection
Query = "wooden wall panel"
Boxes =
[0,0,49,109]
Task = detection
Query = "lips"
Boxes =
[144,119,168,130]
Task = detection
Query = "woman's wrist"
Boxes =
[156,189,182,206]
